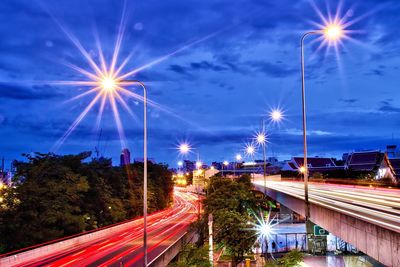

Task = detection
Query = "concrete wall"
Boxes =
[255,184,400,267]
[0,219,142,267]
[149,231,198,267]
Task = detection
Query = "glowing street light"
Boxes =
[299,166,306,174]
[196,161,202,169]
[255,129,268,194]
[324,24,344,41]
[300,21,346,220]
[178,143,191,155]
[234,154,242,177]
[256,132,267,145]
[245,144,255,157]
[222,160,229,176]
[100,76,117,92]
[270,109,283,122]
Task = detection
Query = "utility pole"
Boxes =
[1,157,4,173]
[208,213,213,266]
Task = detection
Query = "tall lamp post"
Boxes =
[245,144,256,180]
[235,154,242,177]
[179,143,203,217]
[122,80,148,267]
[255,109,283,193]
[101,78,148,267]
[222,160,229,176]
[300,24,344,219]
[256,129,267,192]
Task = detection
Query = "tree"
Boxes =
[0,153,89,252]
[168,244,211,267]
[203,176,258,266]
[213,210,256,265]
[0,152,175,253]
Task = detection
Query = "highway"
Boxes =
[253,180,400,233]
[5,188,198,267]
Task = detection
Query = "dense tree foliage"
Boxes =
[168,244,211,267]
[202,175,259,266]
[0,152,173,253]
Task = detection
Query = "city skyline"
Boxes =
[1,0,400,166]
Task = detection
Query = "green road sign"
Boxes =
[313,225,329,236]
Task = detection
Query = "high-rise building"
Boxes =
[182,160,195,173]
[120,148,131,166]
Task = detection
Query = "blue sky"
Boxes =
[0,0,400,167]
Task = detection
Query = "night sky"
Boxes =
[1,0,400,168]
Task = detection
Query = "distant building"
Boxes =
[386,145,400,159]
[282,157,342,174]
[192,169,205,193]
[345,151,395,181]
[389,159,400,180]
[120,148,131,166]
[211,162,223,170]
[182,160,196,173]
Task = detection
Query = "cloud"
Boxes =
[379,102,400,113]
[367,69,384,76]
[168,64,189,75]
[284,128,333,136]
[168,60,229,75]
[339,98,358,104]
[0,83,63,100]
[245,61,297,77]
[190,61,228,72]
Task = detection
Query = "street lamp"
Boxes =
[257,108,283,192]
[255,130,267,191]
[270,109,283,122]
[178,142,204,217]
[245,144,255,157]
[100,78,149,267]
[235,154,242,176]
[300,23,344,219]
[179,143,191,155]
[245,143,256,179]
[196,160,202,169]
[222,160,229,176]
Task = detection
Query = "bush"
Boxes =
[168,244,211,267]
[265,250,303,267]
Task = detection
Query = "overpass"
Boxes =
[0,188,198,267]
[253,179,400,266]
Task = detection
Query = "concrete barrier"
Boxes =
[0,218,145,267]
[148,231,198,267]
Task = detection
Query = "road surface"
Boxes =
[5,188,198,267]
[254,180,400,233]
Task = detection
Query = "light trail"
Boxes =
[3,188,198,267]
[253,180,400,233]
